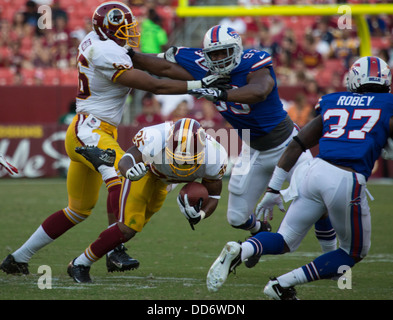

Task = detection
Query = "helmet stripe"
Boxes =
[179,118,192,154]
[211,25,221,43]
[368,56,381,77]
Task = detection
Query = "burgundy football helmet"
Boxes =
[92,1,140,47]
[165,118,206,177]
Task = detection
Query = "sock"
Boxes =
[74,223,126,267]
[106,177,122,221]
[234,214,257,231]
[243,232,285,260]
[249,220,261,234]
[241,242,255,261]
[43,208,86,239]
[301,248,356,282]
[12,209,81,263]
[314,217,337,253]
[12,226,53,263]
[277,267,309,288]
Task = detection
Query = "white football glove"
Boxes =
[157,46,178,63]
[177,194,203,229]
[201,74,231,90]
[255,190,286,222]
[0,154,18,175]
[381,137,393,160]
[188,88,228,102]
[125,162,147,181]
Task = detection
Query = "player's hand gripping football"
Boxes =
[255,188,286,222]
[125,162,148,181]
[0,154,18,175]
[177,194,203,230]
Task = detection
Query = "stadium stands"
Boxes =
[0,0,392,126]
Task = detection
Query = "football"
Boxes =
[179,182,209,207]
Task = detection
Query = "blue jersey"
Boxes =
[316,91,393,179]
[174,47,287,140]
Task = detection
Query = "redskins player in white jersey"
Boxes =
[0,2,228,276]
[67,118,228,283]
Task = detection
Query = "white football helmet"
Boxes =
[202,25,243,75]
[346,56,391,93]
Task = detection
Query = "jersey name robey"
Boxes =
[336,95,375,107]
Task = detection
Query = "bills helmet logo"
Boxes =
[227,28,240,39]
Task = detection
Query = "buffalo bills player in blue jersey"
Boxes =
[207,56,393,299]
[130,25,337,260]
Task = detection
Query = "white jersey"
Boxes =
[76,31,132,127]
[133,122,228,183]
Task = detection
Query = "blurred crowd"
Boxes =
[1,0,393,128]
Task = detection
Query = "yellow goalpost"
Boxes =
[176,1,393,56]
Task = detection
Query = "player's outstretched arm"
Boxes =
[226,68,275,104]
[277,115,323,172]
[131,51,194,80]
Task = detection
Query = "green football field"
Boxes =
[0,177,392,301]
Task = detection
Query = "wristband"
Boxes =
[268,166,288,191]
[293,136,307,152]
[187,80,202,90]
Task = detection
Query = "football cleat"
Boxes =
[0,254,29,275]
[245,221,272,268]
[263,277,299,300]
[206,241,242,292]
[251,220,272,235]
[75,146,116,171]
[67,259,92,283]
[106,244,140,272]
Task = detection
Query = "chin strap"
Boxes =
[97,27,109,40]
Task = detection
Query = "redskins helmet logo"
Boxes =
[103,8,125,27]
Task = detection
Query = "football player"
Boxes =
[67,118,228,283]
[0,2,227,276]
[131,25,337,263]
[207,56,393,299]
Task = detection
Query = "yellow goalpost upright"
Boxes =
[176,0,393,56]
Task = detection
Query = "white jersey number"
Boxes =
[323,108,381,140]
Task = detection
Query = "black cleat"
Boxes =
[245,221,272,268]
[75,146,116,171]
[67,259,92,283]
[0,254,29,275]
[251,220,272,235]
[264,277,299,300]
[106,244,140,272]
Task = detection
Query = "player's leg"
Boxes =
[227,144,274,234]
[264,162,371,299]
[1,160,101,275]
[68,173,167,282]
[285,148,338,254]
[207,157,330,292]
